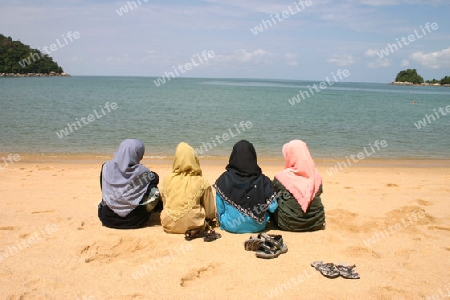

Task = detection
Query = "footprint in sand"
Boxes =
[345,245,381,259]
[180,263,218,287]
[414,199,433,206]
[327,209,361,232]
[82,237,155,263]
[385,205,436,227]
[327,209,358,222]
[7,292,53,300]
[394,249,415,259]
[23,277,69,293]
[0,226,17,231]
[428,226,450,232]
[327,209,358,218]
[31,210,55,214]
[77,221,86,230]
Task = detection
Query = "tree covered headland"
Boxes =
[395,69,424,84]
[0,34,64,74]
[394,69,449,85]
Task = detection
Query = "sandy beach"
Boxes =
[0,154,449,300]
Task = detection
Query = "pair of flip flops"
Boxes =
[244,233,288,259]
[311,261,360,279]
[184,228,222,242]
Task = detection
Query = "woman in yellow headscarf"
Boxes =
[160,142,216,234]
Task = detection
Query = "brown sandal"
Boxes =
[185,229,221,242]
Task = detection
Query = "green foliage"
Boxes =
[0,33,64,74]
[426,78,439,84]
[396,69,449,85]
[395,69,424,84]
[440,76,450,85]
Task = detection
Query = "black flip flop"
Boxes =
[184,229,207,241]
[203,229,221,242]
[185,228,222,242]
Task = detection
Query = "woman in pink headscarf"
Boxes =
[273,140,325,232]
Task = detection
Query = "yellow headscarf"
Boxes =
[162,142,209,221]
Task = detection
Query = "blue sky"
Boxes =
[1,0,449,82]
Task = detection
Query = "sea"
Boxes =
[0,76,449,160]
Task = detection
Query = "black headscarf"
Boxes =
[214,140,275,224]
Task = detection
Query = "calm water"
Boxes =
[0,76,449,159]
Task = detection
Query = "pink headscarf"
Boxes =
[275,140,322,213]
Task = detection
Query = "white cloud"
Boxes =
[285,53,298,66]
[143,50,170,62]
[105,54,128,63]
[212,49,275,66]
[359,0,400,6]
[400,59,410,67]
[367,58,391,68]
[364,49,379,58]
[203,0,306,14]
[327,54,356,66]
[358,0,446,6]
[409,47,450,69]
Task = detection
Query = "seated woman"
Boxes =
[214,140,277,234]
[98,139,161,229]
[273,140,325,232]
[160,142,216,234]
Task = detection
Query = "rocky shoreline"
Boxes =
[0,71,70,77]
[390,81,450,87]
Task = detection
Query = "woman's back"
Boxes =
[160,142,215,234]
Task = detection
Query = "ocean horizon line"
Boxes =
[37,74,393,85]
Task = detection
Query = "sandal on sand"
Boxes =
[254,233,288,259]
[185,229,221,242]
[244,236,264,251]
[184,229,207,241]
[243,236,278,258]
[336,263,360,279]
[311,261,340,279]
[243,233,288,259]
[258,233,288,255]
[203,229,222,242]
[255,243,281,259]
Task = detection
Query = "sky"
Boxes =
[1,0,449,83]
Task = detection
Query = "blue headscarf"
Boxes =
[101,139,155,217]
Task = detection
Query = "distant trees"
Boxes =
[0,34,64,74]
[440,76,450,85]
[395,69,424,84]
[425,78,440,84]
[395,69,449,85]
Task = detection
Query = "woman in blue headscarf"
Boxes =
[98,139,161,229]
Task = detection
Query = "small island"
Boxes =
[390,69,449,87]
[0,34,69,77]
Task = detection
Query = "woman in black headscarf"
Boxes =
[213,140,277,233]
